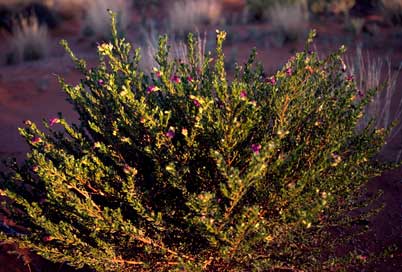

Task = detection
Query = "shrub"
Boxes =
[168,0,222,35]
[380,0,402,25]
[7,14,49,63]
[0,13,392,271]
[268,1,309,41]
[246,0,277,21]
[246,0,307,21]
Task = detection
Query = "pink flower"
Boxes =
[240,90,247,99]
[146,85,158,94]
[357,255,367,261]
[171,75,181,83]
[123,164,133,174]
[187,76,194,83]
[31,137,42,144]
[23,120,32,126]
[341,60,347,72]
[346,75,354,81]
[286,67,292,76]
[49,117,60,127]
[193,99,201,108]
[251,144,262,155]
[98,79,104,85]
[156,71,162,78]
[267,76,276,85]
[357,89,364,97]
[166,129,175,139]
[42,236,53,242]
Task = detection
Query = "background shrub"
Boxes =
[0,14,392,271]
[7,14,49,63]
[268,1,309,41]
[380,0,402,25]
[168,0,222,35]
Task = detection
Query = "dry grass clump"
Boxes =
[82,0,129,39]
[347,46,402,161]
[7,14,49,63]
[140,29,207,73]
[168,0,222,35]
[380,0,402,25]
[268,1,309,41]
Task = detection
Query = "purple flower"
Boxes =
[171,75,181,84]
[123,164,132,174]
[251,144,262,155]
[23,120,32,126]
[146,85,159,94]
[31,137,42,144]
[346,75,354,81]
[98,79,104,86]
[357,89,364,97]
[267,76,276,85]
[341,60,347,72]
[166,128,175,139]
[193,99,201,107]
[49,117,60,127]
[240,90,247,99]
[187,76,194,83]
[286,67,292,77]
[42,236,53,242]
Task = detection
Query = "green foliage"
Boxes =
[0,13,391,271]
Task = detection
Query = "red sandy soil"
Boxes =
[0,5,401,271]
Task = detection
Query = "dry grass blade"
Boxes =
[347,45,402,161]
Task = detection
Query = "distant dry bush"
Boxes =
[82,0,129,39]
[380,0,402,25]
[268,1,308,41]
[140,28,207,73]
[7,14,49,63]
[329,0,355,16]
[246,0,277,21]
[168,0,222,34]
